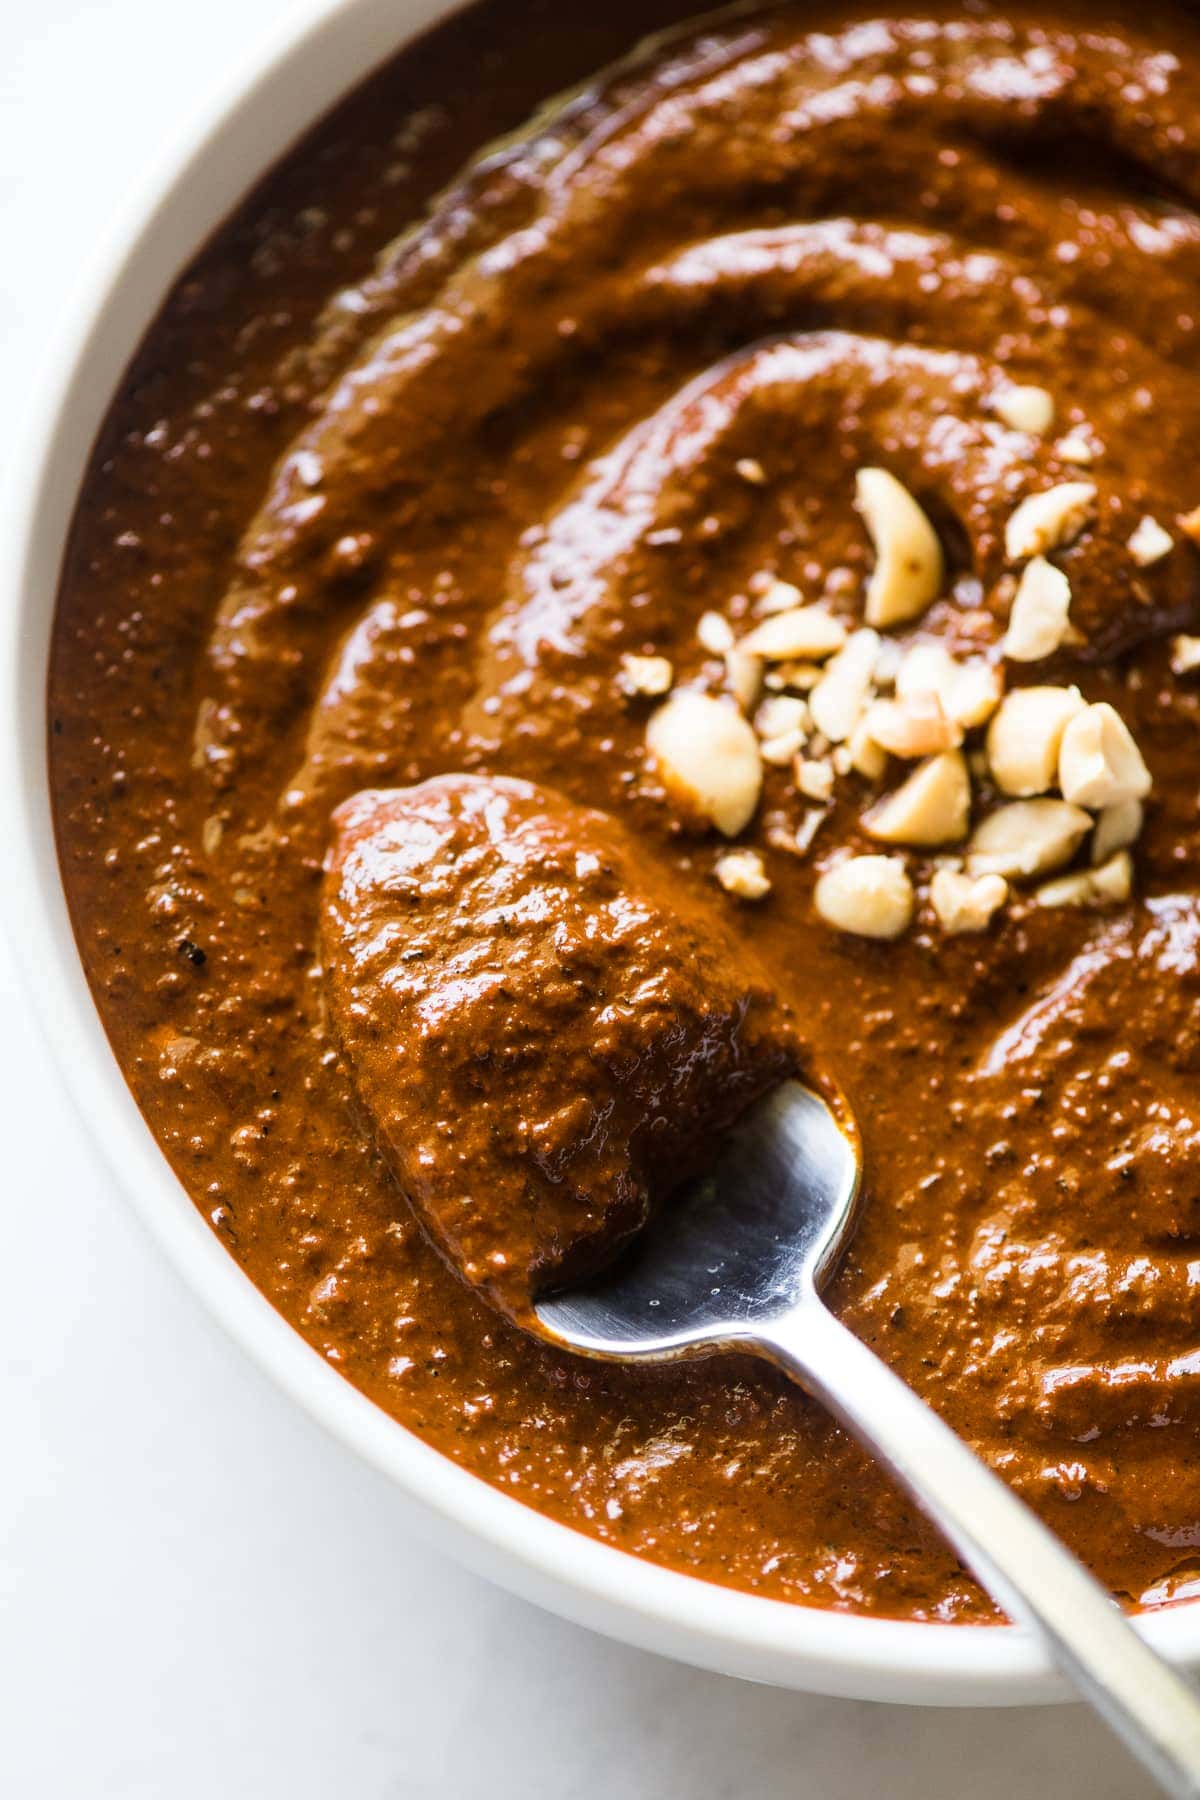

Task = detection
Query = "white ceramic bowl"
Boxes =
[6,0,1197,1706]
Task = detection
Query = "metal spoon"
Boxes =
[535,1079,1200,1799]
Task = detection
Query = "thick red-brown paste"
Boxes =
[49,0,1200,1620]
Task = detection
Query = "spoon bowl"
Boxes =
[536,1080,858,1359]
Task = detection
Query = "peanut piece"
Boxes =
[1056,435,1096,467]
[1170,635,1200,676]
[795,757,835,803]
[896,643,1002,729]
[1091,798,1143,865]
[619,653,673,697]
[755,577,805,615]
[855,468,944,628]
[814,855,914,939]
[863,751,971,847]
[1035,851,1132,910]
[809,629,881,743]
[848,717,888,781]
[715,849,771,899]
[864,692,962,759]
[930,869,1008,934]
[740,606,847,661]
[993,386,1055,435]
[697,611,734,654]
[1005,483,1096,561]
[1003,556,1072,662]
[1128,516,1174,567]
[754,694,809,740]
[985,685,1084,796]
[646,690,763,837]
[1058,703,1151,809]
[967,798,1091,881]
[724,647,763,713]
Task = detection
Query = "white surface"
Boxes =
[0,1,1161,1792]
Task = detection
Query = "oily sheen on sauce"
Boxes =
[50,0,1200,1621]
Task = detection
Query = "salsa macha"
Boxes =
[50,0,1200,1621]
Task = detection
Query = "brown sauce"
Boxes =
[49,0,1200,1621]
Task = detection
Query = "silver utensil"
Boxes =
[535,1079,1200,1799]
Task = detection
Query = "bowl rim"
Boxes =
[5,0,1198,1705]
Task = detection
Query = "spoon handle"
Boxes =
[761,1299,1200,1799]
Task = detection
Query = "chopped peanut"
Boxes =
[1170,635,1200,676]
[715,848,771,899]
[741,606,847,661]
[646,690,763,837]
[697,610,734,654]
[848,716,888,781]
[792,809,827,855]
[619,653,673,697]
[896,643,1002,729]
[761,730,806,766]
[1092,849,1134,903]
[985,685,1083,796]
[930,868,1008,934]
[1056,435,1096,467]
[814,855,914,939]
[754,694,809,740]
[1058,702,1151,809]
[864,692,962,759]
[1128,516,1174,567]
[863,751,971,847]
[967,798,1092,881]
[795,757,835,803]
[1005,482,1096,561]
[755,577,805,615]
[809,629,880,742]
[1003,556,1072,661]
[873,637,903,688]
[1035,851,1132,910]
[854,468,944,628]
[724,647,763,712]
[1091,798,1143,865]
[993,385,1055,435]
[765,660,823,692]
